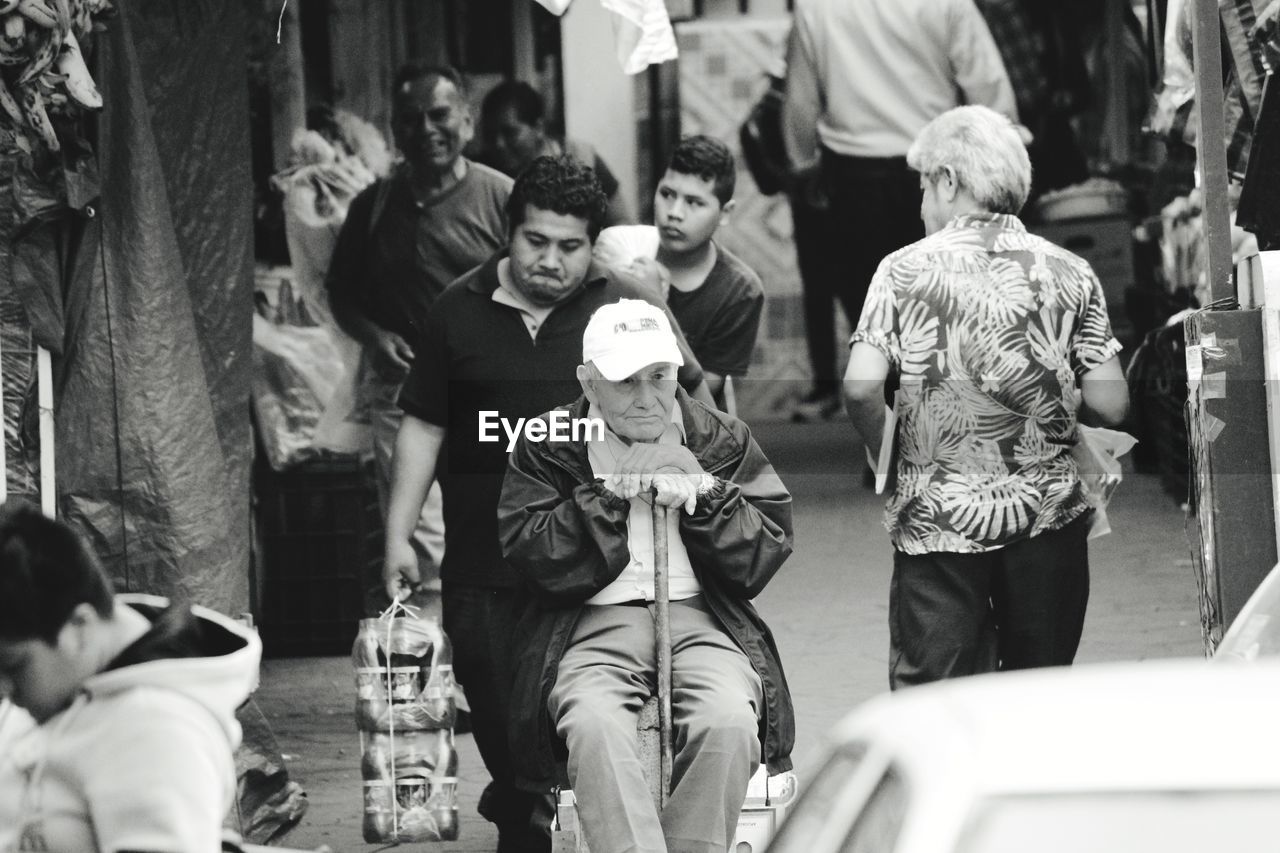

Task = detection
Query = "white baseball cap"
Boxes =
[582,299,684,381]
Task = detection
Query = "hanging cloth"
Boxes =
[530,0,678,74]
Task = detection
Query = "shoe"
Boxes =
[790,390,842,423]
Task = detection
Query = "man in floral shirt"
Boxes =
[843,106,1129,689]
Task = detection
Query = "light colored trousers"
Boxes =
[549,597,763,853]
[367,376,445,587]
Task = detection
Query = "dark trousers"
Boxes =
[888,512,1092,690]
[791,150,924,394]
[443,583,549,853]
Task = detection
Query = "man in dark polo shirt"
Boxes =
[382,156,711,852]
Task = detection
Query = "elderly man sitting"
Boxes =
[498,299,794,853]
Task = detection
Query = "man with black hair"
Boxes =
[0,503,261,852]
[327,62,513,604]
[596,135,765,410]
[480,79,633,226]
[383,156,712,852]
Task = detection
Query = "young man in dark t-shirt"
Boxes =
[596,136,765,410]
[383,156,710,852]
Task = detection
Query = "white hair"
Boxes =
[906,106,1031,215]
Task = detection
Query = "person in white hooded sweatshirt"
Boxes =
[0,503,262,853]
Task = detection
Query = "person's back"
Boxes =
[791,0,1016,158]
[845,106,1125,688]
[0,504,261,853]
[872,213,1115,551]
[783,0,1016,424]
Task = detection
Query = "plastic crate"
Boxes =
[255,456,382,656]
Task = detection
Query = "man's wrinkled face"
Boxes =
[654,170,727,254]
[392,75,474,176]
[0,637,78,724]
[509,205,595,306]
[486,105,544,177]
[582,362,679,443]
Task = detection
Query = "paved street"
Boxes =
[258,419,1203,851]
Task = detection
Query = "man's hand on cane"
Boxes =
[602,444,703,514]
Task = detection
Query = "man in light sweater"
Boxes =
[783,0,1017,421]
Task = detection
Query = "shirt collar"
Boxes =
[466,254,614,296]
[946,211,1026,232]
[492,260,551,316]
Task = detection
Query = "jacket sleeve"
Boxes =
[680,420,793,599]
[498,430,634,607]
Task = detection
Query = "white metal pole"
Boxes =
[37,346,54,518]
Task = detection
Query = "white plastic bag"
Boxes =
[1072,425,1138,539]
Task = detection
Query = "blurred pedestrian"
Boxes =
[842,106,1129,688]
[0,503,261,852]
[783,0,1017,421]
[326,64,513,606]
[480,80,633,226]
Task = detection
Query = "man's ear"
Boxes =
[58,603,101,657]
[719,198,735,227]
[458,109,476,147]
[939,166,959,203]
[576,364,597,403]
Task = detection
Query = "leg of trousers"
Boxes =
[790,191,842,395]
[549,601,762,853]
[889,549,998,690]
[368,377,446,579]
[821,151,925,331]
[991,512,1092,670]
[663,599,762,853]
[443,584,548,851]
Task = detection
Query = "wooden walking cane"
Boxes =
[651,491,673,809]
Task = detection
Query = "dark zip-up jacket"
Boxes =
[497,390,795,791]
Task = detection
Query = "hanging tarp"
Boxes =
[6,0,255,614]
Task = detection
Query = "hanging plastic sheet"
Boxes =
[37,0,254,614]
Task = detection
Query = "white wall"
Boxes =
[561,1,640,215]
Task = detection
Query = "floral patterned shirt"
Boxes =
[852,212,1123,554]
